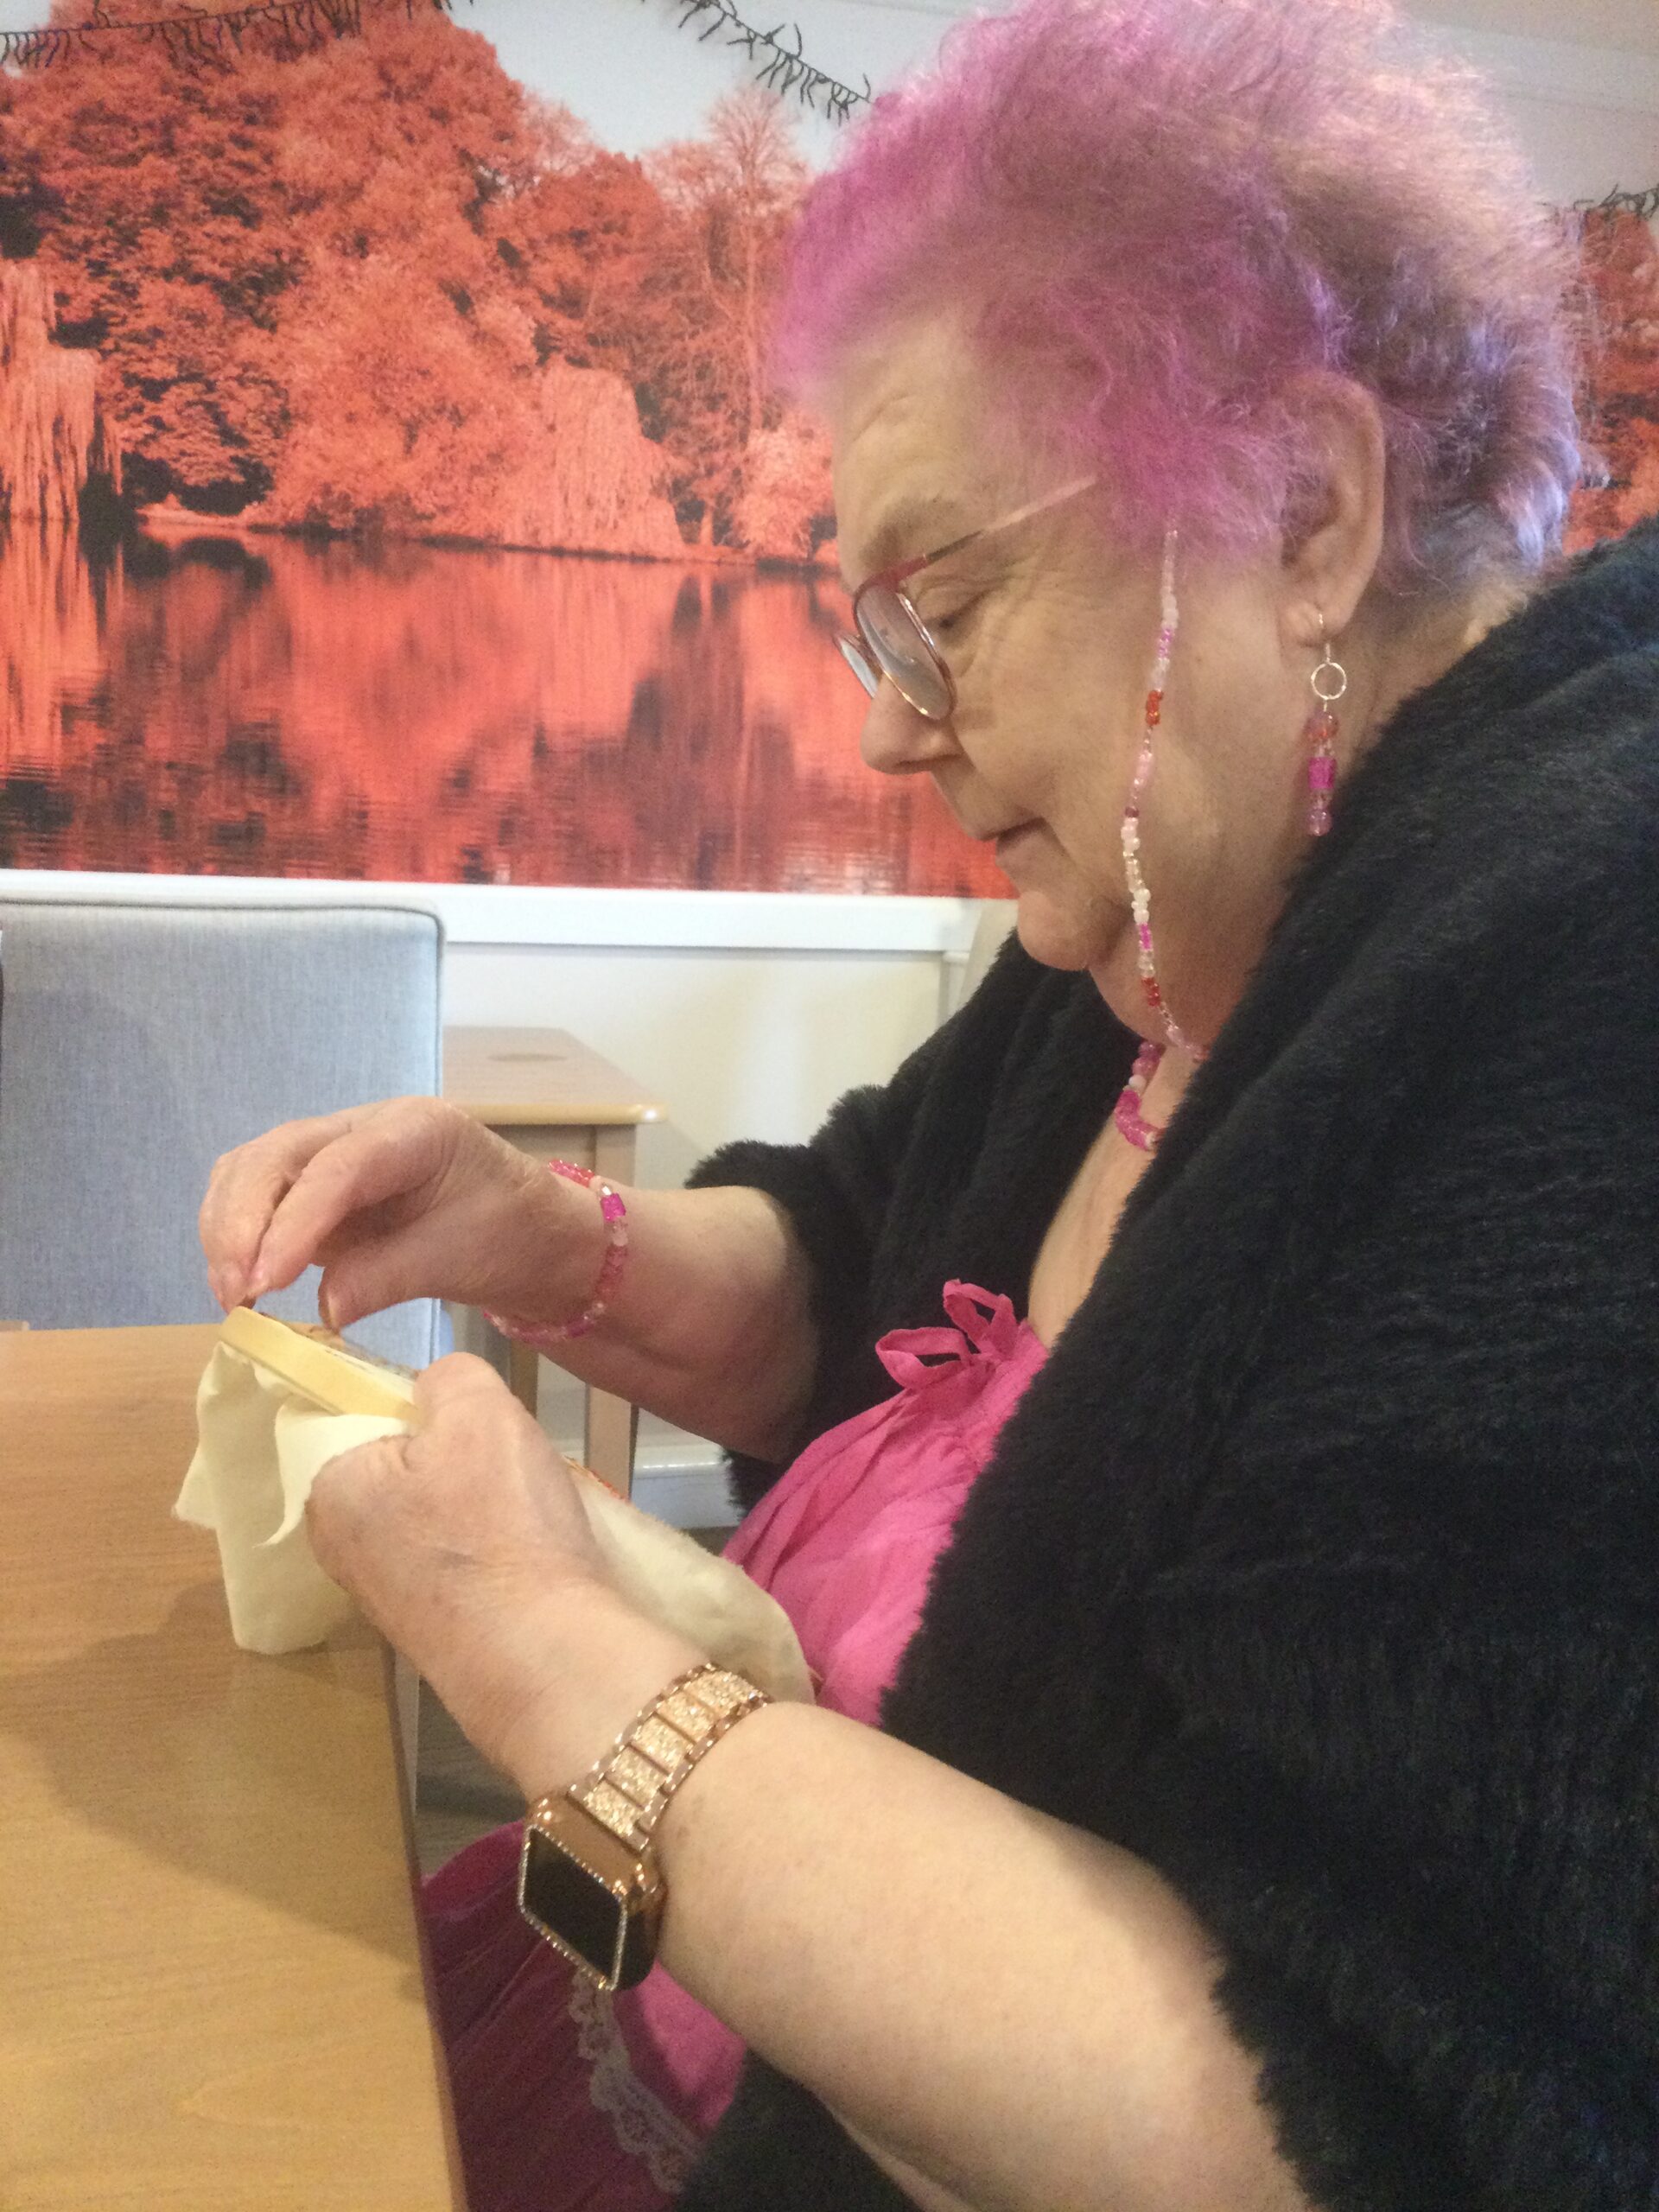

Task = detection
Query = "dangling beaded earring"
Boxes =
[1119,528,1206,1075]
[1306,619,1347,836]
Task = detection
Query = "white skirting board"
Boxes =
[629,1452,742,1534]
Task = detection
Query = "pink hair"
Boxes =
[776,0,1583,596]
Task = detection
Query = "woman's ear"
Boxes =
[1276,374,1389,650]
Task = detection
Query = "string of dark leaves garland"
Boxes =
[664,0,868,118]
[0,0,368,66]
[0,0,872,115]
[1577,183,1659,222]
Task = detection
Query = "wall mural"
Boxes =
[0,3,1653,896]
[1562,201,1659,554]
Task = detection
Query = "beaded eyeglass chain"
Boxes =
[1116,530,1207,1102]
[1112,537,1345,1154]
[1121,531,1208,1063]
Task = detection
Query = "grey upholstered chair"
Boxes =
[0,899,443,1369]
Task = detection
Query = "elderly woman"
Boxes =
[200,2,1657,2206]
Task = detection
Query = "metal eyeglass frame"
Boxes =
[839,475,1098,721]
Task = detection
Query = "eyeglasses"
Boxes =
[839,476,1097,721]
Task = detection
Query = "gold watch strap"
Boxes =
[562,1662,772,1855]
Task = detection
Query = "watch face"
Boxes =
[520,1824,626,1984]
[517,1806,663,1991]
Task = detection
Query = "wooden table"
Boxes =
[442,1027,664,1497]
[0,1325,465,2211]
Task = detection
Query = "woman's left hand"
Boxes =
[306,1353,702,1796]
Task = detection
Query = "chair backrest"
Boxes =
[0,899,443,1368]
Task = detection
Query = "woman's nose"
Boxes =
[858,678,960,777]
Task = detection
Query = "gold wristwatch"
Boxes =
[518,1662,772,1991]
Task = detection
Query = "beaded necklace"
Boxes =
[1112,1038,1166,1152]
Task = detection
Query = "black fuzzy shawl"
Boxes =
[679,520,1659,2211]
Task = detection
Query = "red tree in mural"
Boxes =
[0,3,825,558]
[1566,206,1659,550]
[7,17,298,509]
[0,260,120,523]
[480,124,656,371]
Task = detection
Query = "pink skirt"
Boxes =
[424,1283,1046,2209]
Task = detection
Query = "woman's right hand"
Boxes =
[198,1097,605,1332]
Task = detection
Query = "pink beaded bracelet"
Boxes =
[484,1159,629,1347]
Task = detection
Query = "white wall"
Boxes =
[1411,16,1659,202]
[444,941,949,1186]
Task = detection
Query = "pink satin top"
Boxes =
[612,1281,1048,2128]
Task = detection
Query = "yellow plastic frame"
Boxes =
[219,1306,418,1422]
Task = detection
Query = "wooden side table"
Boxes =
[442,1027,664,1499]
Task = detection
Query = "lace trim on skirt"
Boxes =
[568,1974,705,2196]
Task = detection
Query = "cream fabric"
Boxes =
[176,1339,814,1701]
[175,1344,404,1654]
[574,1471,815,1705]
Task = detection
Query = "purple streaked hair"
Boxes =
[775,0,1583,598]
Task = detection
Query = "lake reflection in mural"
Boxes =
[0,524,1008,898]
